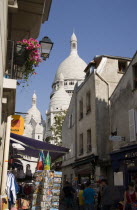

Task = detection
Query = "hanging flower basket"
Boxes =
[15,38,42,81]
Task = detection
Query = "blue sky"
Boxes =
[16,0,137,119]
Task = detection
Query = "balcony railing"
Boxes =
[5,40,25,80]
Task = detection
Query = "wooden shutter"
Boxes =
[128,109,136,142]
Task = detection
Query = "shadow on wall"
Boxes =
[95,98,112,159]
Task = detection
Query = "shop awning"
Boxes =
[10,133,69,161]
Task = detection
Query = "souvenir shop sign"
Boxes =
[11,115,24,135]
[125,151,137,159]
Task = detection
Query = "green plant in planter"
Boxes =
[16,38,42,81]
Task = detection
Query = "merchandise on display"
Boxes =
[31,170,62,210]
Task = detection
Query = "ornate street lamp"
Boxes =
[39,36,53,60]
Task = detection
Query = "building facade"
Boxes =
[45,33,87,142]
[0,0,52,191]
[62,55,131,184]
[110,52,137,189]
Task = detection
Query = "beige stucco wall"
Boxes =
[62,90,76,167]
[95,74,110,159]
[61,56,132,181]
[76,73,97,159]
[110,53,137,150]
[97,58,126,97]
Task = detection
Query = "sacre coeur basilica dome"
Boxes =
[45,32,87,140]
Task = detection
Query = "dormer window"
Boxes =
[118,61,127,73]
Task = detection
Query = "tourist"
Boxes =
[78,184,85,210]
[62,181,76,209]
[123,182,137,210]
[83,181,96,210]
[100,179,112,210]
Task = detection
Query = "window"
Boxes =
[64,81,67,85]
[128,109,137,142]
[87,129,92,153]
[69,114,73,128]
[118,61,127,73]
[38,135,40,140]
[79,133,83,155]
[73,43,76,49]
[86,91,91,114]
[69,81,74,85]
[133,63,137,89]
[70,114,73,127]
[79,99,83,120]
[48,118,50,128]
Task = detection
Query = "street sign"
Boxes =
[11,115,24,135]
[109,135,125,141]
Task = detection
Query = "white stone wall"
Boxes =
[0,0,8,186]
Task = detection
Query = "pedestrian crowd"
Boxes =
[60,179,113,210]
[60,180,137,210]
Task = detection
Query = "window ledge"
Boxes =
[87,150,92,154]
[117,71,124,74]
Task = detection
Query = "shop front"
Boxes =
[72,155,97,184]
[1,133,69,210]
[110,144,137,188]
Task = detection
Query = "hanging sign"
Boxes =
[109,135,125,141]
[11,115,24,135]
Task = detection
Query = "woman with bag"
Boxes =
[123,182,137,210]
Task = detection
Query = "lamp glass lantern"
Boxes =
[39,36,53,60]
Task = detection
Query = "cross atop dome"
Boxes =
[32,91,37,106]
[71,32,77,42]
[70,32,77,55]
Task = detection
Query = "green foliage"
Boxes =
[49,110,67,146]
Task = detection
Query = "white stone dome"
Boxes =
[54,54,87,82]
[53,33,87,83]
[24,92,43,125]
[49,75,70,111]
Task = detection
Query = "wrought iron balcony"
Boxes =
[5,40,26,80]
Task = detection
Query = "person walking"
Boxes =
[78,184,85,210]
[62,181,76,209]
[100,179,113,210]
[123,182,137,210]
[83,181,96,210]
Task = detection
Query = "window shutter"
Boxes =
[128,109,136,142]
[68,115,70,128]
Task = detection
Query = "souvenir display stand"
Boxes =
[32,170,62,210]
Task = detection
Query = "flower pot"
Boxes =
[14,44,27,67]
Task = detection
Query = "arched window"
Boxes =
[73,43,76,49]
